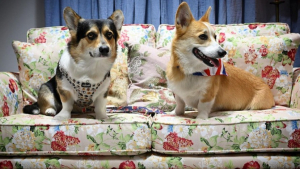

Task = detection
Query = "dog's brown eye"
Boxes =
[199,34,208,40]
[106,32,113,39]
[87,32,97,40]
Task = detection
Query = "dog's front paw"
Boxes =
[45,108,56,116]
[53,110,71,121]
[196,112,209,120]
[169,109,184,116]
[96,114,108,120]
[95,111,108,120]
[170,108,184,116]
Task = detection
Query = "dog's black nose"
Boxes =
[99,46,109,55]
[218,50,227,58]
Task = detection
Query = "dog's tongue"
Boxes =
[210,58,220,67]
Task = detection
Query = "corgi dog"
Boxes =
[23,7,124,120]
[166,2,275,119]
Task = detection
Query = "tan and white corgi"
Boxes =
[166,2,275,119]
[23,7,124,120]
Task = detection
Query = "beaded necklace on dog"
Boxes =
[59,65,110,107]
[192,59,228,76]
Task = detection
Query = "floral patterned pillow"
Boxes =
[214,23,290,37]
[126,43,176,112]
[156,23,291,49]
[12,41,66,106]
[107,24,156,106]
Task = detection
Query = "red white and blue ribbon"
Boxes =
[192,59,227,76]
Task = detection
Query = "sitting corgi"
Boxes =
[23,7,124,120]
[166,2,275,119]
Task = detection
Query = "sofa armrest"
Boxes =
[0,72,23,117]
[290,68,300,108]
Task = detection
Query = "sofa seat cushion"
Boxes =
[0,113,151,156]
[0,153,299,169]
[151,106,300,155]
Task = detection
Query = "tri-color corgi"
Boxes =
[166,2,275,119]
[23,7,124,120]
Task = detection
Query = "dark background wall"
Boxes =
[0,0,45,72]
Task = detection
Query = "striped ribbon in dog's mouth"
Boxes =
[192,47,219,67]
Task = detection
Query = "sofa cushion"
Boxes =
[156,24,300,106]
[156,23,291,49]
[221,34,300,106]
[0,153,299,168]
[0,113,151,156]
[25,24,156,107]
[214,23,290,37]
[152,106,300,155]
[126,43,176,112]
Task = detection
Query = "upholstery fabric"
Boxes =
[0,153,300,168]
[152,106,300,154]
[12,41,66,107]
[0,113,151,156]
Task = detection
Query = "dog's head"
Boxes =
[173,2,226,72]
[63,7,124,63]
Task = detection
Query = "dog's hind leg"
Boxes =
[38,84,60,116]
[249,88,275,110]
[197,99,214,119]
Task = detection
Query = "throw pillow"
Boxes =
[12,41,66,106]
[125,43,176,112]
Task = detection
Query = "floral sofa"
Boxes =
[1,23,300,168]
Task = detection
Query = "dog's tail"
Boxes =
[23,102,40,115]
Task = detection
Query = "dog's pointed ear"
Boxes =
[63,7,82,31]
[200,6,212,22]
[175,2,194,31]
[108,10,124,35]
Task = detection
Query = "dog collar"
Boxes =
[192,59,227,76]
[59,64,110,107]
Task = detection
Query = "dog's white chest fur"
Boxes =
[168,75,211,108]
[59,50,111,103]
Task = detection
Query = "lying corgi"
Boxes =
[166,2,275,119]
[23,7,124,120]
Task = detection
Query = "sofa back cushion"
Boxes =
[156,23,291,49]
[156,23,300,106]
[221,34,300,106]
[21,24,156,109]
